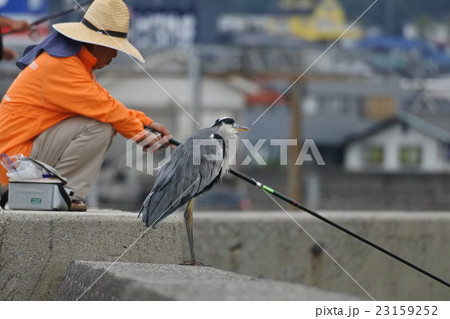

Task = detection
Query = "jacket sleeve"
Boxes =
[42,54,152,139]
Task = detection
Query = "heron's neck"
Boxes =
[217,129,238,176]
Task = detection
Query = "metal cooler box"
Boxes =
[8,178,70,211]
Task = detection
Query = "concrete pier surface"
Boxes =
[0,209,182,300]
[56,261,362,301]
[1,209,449,300]
[185,211,450,301]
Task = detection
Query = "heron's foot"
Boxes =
[180,260,210,267]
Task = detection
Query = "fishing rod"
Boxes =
[2,0,92,37]
[145,125,450,289]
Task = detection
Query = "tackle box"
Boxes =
[8,178,70,211]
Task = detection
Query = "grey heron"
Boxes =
[139,117,249,265]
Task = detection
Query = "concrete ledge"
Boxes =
[3,209,449,301]
[0,210,182,300]
[55,261,362,301]
[184,211,450,301]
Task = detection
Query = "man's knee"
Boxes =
[87,121,114,144]
[97,122,114,141]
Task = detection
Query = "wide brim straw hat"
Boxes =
[52,0,144,63]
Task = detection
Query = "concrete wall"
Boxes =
[314,170,450,211]
[1,209,448,301]
[184,211,450,301]
[0,210,182,300]
[243,167,450,211]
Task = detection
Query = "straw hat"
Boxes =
[53,0,144,63]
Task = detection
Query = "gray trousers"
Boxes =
[30,116,114,199]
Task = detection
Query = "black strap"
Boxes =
[56,183,71,211]
[0,189,8,210]
[81,18,128,38]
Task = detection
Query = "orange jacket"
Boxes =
[0,46,152,185]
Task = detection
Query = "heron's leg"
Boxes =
[182,198,197,264]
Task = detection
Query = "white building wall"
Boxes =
[345,144,363,170]
[99,75,248,141]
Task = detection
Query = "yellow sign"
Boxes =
[270,0,362,41]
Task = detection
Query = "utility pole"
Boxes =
[188,45,202,133]
[287,80,302,202]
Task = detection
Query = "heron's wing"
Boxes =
[139,129,224,226]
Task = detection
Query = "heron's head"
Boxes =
[212,117,249,137]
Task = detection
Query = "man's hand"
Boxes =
[2,47,17,60]
[0,18,31,60]
[136,122,173,152]
[148,122,171,139]
[10,20,31,32]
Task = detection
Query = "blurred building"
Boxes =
[98,73,249,139]
[245,77,402,166]
[271,0,362,41]
[219,0,362,42]
[356,35,450,76]
[345,111,450,173]
[4,0,450,211]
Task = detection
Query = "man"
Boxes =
[0,0,172,211]
[0,16,31,60]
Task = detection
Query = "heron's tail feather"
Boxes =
[139,191,152,226]
[139,190,177,227]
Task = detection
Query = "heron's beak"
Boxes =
[234,124,250,132]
